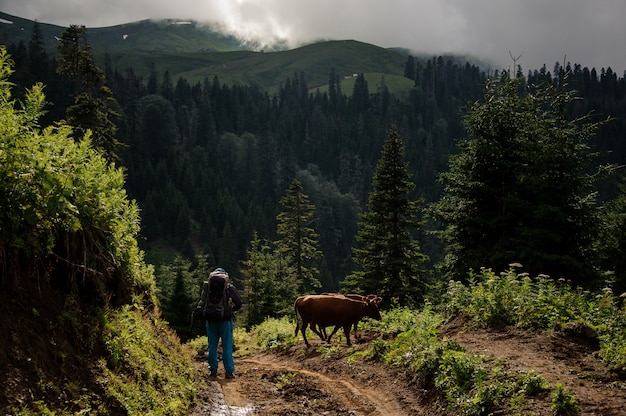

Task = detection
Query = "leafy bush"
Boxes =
[594,297,626,377]
[0,46,155,305]
[186,335,209,356]
[444,265,626,375]
[246,316,299,350]
[444,265,592,330]
[514,370,549,396]
[371,303,439,337]
[550,383,579,415]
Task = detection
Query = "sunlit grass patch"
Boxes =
[443,266,626,375]
[244,316,299,350]
[98,306,197,415]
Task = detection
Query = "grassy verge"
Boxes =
[12,305,199,416]
[234,267,626,415]
[443,265,626,377]
[96,306,198,415]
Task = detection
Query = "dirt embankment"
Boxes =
[189,324,626,415]
[442,317,626,415]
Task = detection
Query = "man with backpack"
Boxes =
[194,267,243,379]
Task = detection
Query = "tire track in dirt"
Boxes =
[230,357,410,416]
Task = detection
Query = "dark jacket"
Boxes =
[226,284,243,312]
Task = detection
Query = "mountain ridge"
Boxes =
[0,11,483,95]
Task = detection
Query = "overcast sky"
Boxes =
[2,0,625,73]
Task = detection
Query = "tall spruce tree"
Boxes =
[56,25,121,162]
[343,125,429,308]
[275,179,322,293]
[165,266,194,340]
[28,22,48,83]
[241,232,298,328]
[598,175,626,295]
[430,75,611,286]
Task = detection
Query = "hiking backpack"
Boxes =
[202,270,232,321]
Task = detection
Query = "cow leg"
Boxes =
[319,325,328,341]
[300,322,311,347]
[343,324,352,346]
[326,325,341,343]
[311,324,326,341]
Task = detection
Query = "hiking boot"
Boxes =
[225,372,235,379]
[209,369,218,378]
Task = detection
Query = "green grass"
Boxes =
[1,11,414,95]
[11,306,199,416]
[88,19,246,53]
[235,267,626,414]
[98,39,411,95]
[443,265,626,376]
[97,306,198,415]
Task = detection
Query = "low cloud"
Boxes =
[3,0,625,71]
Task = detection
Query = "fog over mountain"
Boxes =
[2,0,625,72]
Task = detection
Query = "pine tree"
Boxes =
[28,22,48,83]
[598,175,626,295]
[166,265,194,340]
[241,232,297,327]
[56,25,121,162]
[147,62,159,95]
[275,179,322,293]
[344,125,430,308]
[404,55,416,80]
[352,73,370,113]
[430,75,612,286]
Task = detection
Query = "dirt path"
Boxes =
[227,356,412,415]
[188,323,626,415]
[188,340,429,416]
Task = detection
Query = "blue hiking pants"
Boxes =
[206,320,235,373]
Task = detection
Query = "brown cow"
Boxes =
[318,293,382,340]
[294,294,381,347]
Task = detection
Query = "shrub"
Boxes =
[247,316,299,350]
[444,265,626,376]
[550,383,579,415]
[595,302,626,376]
[0,46,155,305]
[514,370,549,396]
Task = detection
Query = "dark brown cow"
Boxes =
[294,294,381,347]
[318,293,382,340]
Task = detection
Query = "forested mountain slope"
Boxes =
[3,13,626,415]
[0,11,246,53]
[0,11,411,91]
[3,12,626,338]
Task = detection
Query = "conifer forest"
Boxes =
[4,22,626,338]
